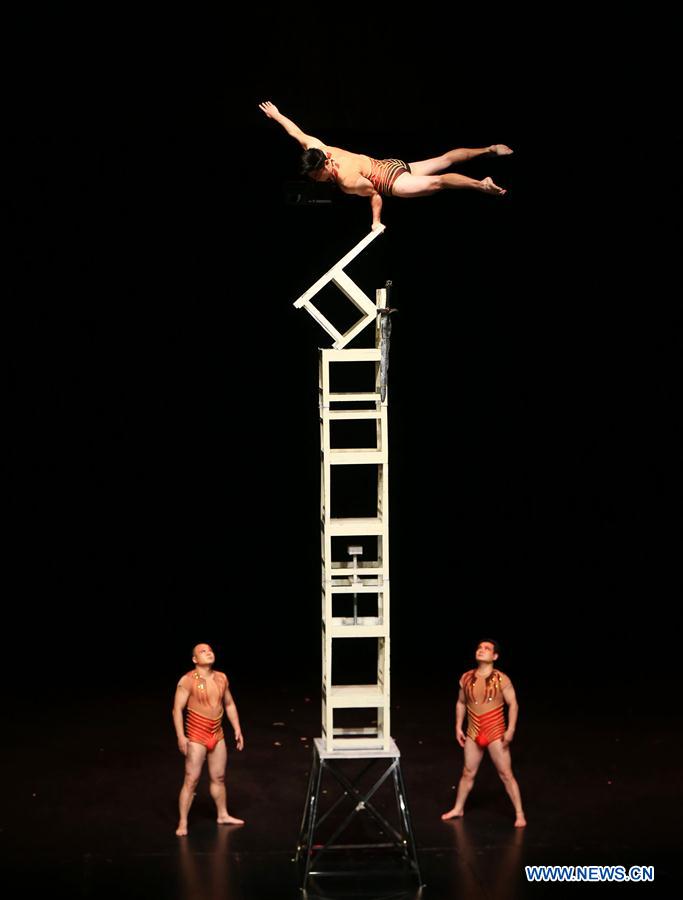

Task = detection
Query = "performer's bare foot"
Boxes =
[441,807,464,820]
[489,144,513,156]
[217,814,245,825]
[480,176,507,196]
[514,813,527,827]
[176,822,188,836]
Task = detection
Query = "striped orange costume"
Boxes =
[366,158,412,196]
[461,669,509,747]
[180,670,228,751]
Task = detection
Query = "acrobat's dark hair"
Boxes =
[477,638,501,656]
[300,147,326,175]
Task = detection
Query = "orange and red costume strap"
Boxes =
[182,669,228,708]
[366,158,412,196]
[462,669,504,705]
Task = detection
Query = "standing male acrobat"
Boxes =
[172,643,245,835]
[441,640,526,827]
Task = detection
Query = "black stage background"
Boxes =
[7,11,681,898]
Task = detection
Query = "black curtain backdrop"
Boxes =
[8,12,680,725]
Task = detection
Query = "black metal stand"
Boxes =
[296,738,422,890]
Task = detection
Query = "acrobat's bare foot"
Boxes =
[441,807,464,821]
[514,813,527,827]
[176,822,188,836]
[489,144,513,156]
[217,814,245,826]
[480,176,507,196]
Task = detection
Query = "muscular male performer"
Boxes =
[172,643,245,835]
[259,100,512,229]
[441,640,526,827]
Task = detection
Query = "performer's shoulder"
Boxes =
[214,670,229,686]
[496,669,512,687]
[459,669,475,687]
[177,670,194,689]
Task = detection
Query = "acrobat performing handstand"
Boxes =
[259,100,513,230]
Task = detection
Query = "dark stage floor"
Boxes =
[4,682,677,898]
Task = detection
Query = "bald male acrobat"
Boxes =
[172,643,245,835]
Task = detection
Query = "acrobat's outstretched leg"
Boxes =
[392,172,506,198]
[409,145,512,175]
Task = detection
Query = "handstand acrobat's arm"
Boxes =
[338,175,383,229]
[259,101,324,150]
[370,192,383,230]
